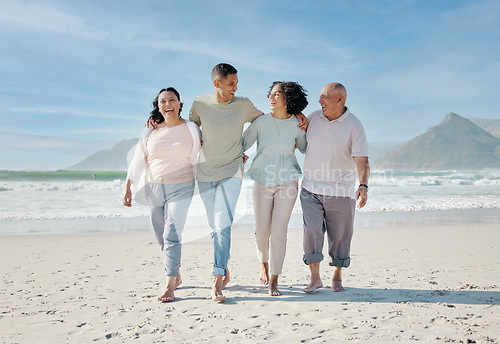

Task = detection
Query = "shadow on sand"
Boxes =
[209,285,500,306]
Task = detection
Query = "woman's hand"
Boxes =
[123,180,133,207]
[146,117,159,129]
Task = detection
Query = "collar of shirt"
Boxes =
[319,107,351,123]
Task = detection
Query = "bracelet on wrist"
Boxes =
[359,184,369,189]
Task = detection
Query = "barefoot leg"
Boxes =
[332,266,345,292]
[212,275,225,303]
[158,276,177,302]
[269,275,281,296]
[260,262,270,285]
[222,268,230,290]
[303,262,323,293]
[175,273,182,289]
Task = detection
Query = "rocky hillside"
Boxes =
[379,113,500,170]
[470,118,500,139]
[67,138,138,171]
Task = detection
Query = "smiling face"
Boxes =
[268,84,286,113]
[319,84,346,120]
[158,91,181,119]
[214,73,238,102]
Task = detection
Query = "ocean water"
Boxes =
[0,169,499,235]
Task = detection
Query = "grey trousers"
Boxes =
[300,187,355,268]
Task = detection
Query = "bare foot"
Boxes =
[332,267,345,292]
[211,290,225,303]
[303,278,323,293]
[158,276,176,302]
[260,262,270,285]
[269,275,281,296]
[222,268,230,290]
[175,274,182,289]
[158,290,175,302]
[212,275,225,303]
[331,279,345,292]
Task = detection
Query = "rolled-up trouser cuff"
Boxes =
[329,257,350,268]
[213,266,227,276]
[303,252,324,265]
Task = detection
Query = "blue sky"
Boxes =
[1,0,499,170]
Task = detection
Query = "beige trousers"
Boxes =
[253,179,298,275]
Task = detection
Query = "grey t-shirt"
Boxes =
[189,94,262,182]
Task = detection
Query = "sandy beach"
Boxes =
[1,223,499,343]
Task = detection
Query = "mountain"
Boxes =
[470,118,500,139]
[369,141,405,166]
[379,113,500,170]
[67,138,138,171]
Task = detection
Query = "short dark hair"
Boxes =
[212,63,238,80]
[149,87,183,124]
[268,81,308,115]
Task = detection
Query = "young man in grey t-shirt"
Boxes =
[190,63,263,302]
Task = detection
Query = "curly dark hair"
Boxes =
[149,87,184,124]
[268,81,308,115]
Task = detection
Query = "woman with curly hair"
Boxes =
[242,81,308,296]
[123,87,201,302]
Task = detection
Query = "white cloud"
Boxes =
[1,1,358,76]
[0,2,96,38]
[65,126,141,137]
[0,130,111,151]
[9,106,138,121]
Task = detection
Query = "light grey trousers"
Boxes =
[253,179,298,275]
[146,180,195,277]
[300,187,355,268]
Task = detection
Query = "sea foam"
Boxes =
[0,170,499,222]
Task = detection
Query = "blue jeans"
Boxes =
[146,180,195,277]
[198,177,242,276]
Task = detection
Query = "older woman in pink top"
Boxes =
[123,87,201,302]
